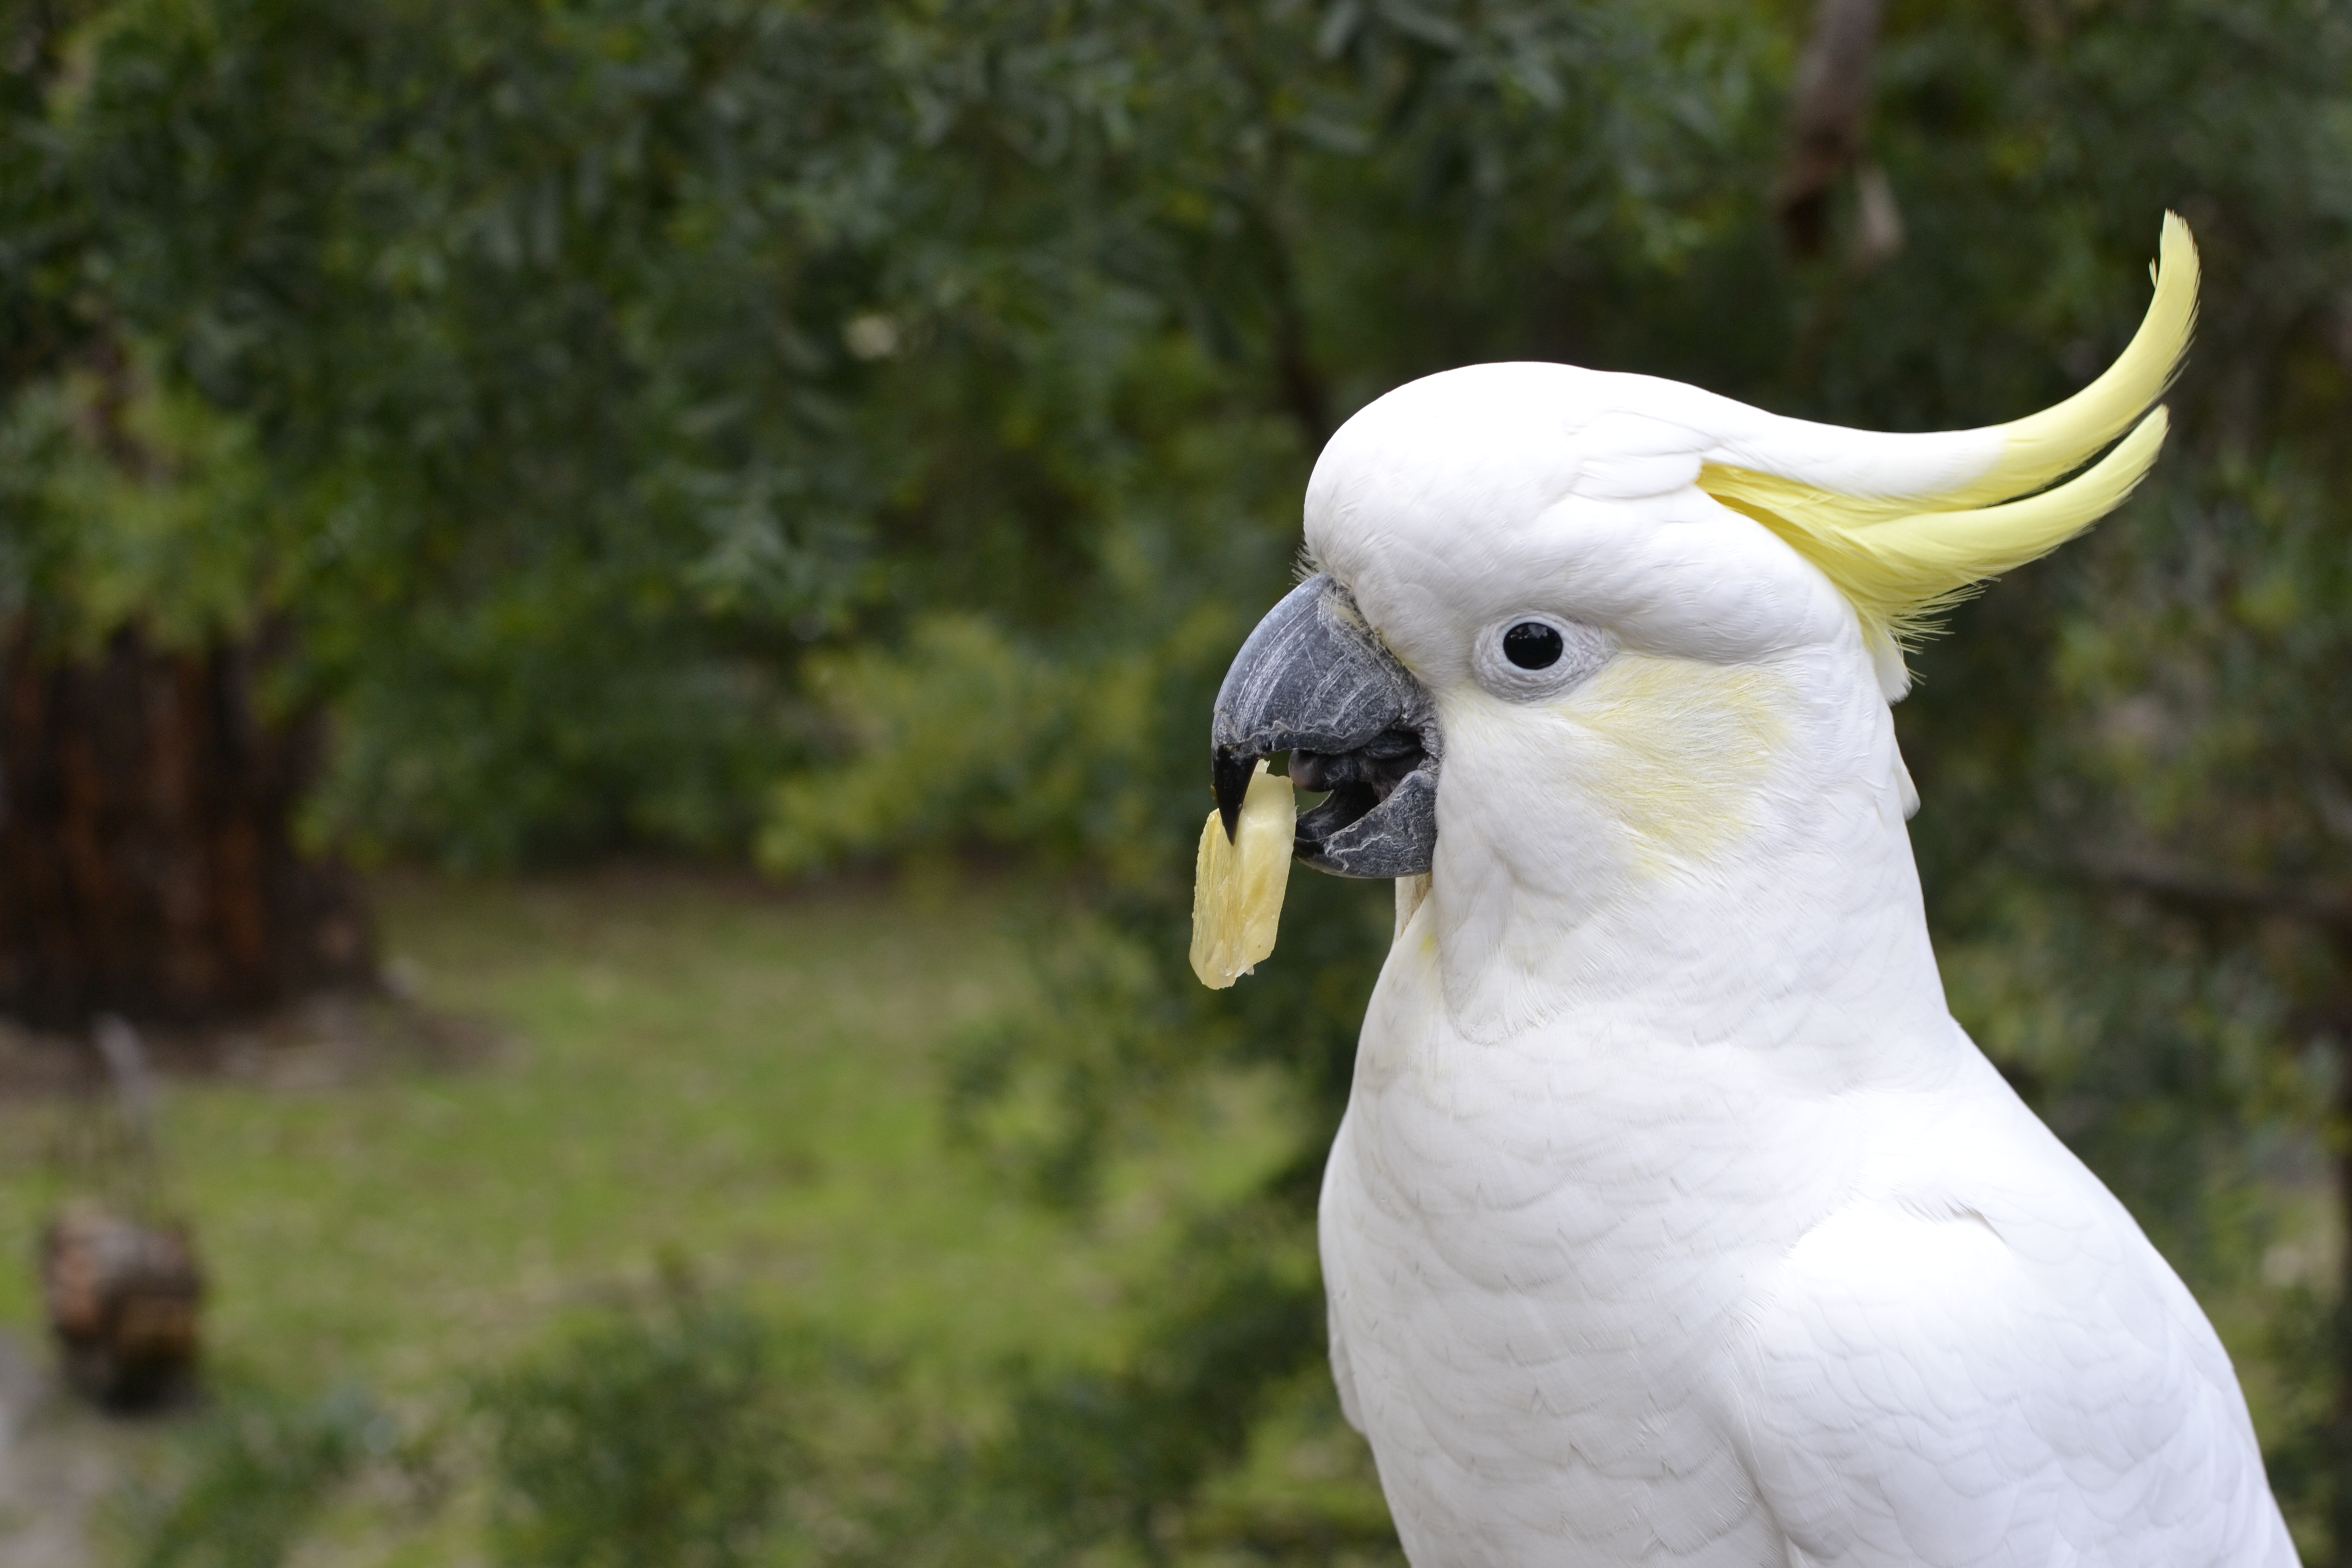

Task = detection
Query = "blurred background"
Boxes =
[0,0,2346,1562]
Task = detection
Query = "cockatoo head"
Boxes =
[1212,217,2197,890]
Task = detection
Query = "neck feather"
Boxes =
[1411,652,1953,1077]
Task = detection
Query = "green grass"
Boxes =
[13,866,2294,1564]
[0,868,1295,1407]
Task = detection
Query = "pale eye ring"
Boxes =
[1473,613,1612,701]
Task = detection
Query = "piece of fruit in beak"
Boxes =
[1189,761,1295,989]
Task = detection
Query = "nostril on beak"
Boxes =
[1213,748,1257,842]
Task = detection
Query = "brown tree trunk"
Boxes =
[0,618,373,1029]
[1777,0,1882,257]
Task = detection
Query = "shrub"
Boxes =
[475,1289,808,1568]
[116,1387,389,1568]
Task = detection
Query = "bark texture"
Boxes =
[0,620,373,1028]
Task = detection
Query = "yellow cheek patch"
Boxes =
[1189,762,1295,989]
[1557,656,1789,872]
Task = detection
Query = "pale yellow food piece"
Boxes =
[1189,761,1295,989]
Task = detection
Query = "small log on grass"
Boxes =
[41,1199,205,1408]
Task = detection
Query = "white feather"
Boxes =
[1305,363,2297,1566]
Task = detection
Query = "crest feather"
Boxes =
[1697,214,2198,652]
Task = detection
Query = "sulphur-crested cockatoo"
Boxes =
[1205,215,2296,1566]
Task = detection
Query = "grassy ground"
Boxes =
[0,868,1331,1563]
[0,867,2314,1563]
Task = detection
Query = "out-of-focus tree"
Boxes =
[0,0,373,1025]
[42,0,908,864]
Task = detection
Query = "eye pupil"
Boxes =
[1502,621,1564,670]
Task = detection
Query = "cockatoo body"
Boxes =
[1208,218,2297,1566]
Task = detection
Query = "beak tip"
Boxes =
[1212,747,1255,842]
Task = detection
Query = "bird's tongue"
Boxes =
[1290,727,1428,853]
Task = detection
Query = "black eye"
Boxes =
[1502,621,1564,670]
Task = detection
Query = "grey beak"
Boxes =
[1211,574,1442,878]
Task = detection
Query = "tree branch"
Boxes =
[1776,0,1882,257]
[2072,852,2352,934]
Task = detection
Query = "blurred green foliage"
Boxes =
[112,1386,392,1568]
[7,0,2352,1559]
[110,1279,1390,1568]
[477,1285,808,1568]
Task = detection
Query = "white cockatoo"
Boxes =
[1204,215,2298,1566]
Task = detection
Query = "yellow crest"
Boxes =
[1699,214,2198,653]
